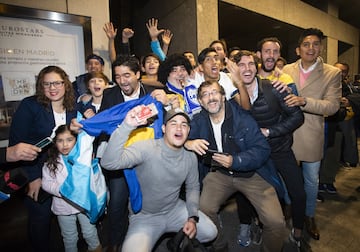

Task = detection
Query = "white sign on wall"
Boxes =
[0,16,85,101]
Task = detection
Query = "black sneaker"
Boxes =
[316,193,325,202]
[289,229,313,252]
[318,183,326,193]
[325,183,337,194]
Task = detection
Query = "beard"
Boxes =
[261,59,275,73]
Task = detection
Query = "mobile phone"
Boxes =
[288,83,298,96]
[35,137,53,149]
[135,103,158,122]
[203,149,228,167]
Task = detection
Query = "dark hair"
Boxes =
[298,28,324,46]
[113,55,141,74]
[277,57,287,65]
[46,125,78,177]
[35,65,75,111]
[183,51,195,56]
[86,54,105,66]
[197,47,217,64]
[141,53,161,67]
[233,50,258,64]
[197,80,225,99]
[85,72,110,88]
[229,46,241,54]
[209,39,228,56]
[233,50,259,74]
[157,53,192,84]
[257,37,282,52]
[183,51,198,68]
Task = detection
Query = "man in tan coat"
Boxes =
[282,28,341,241]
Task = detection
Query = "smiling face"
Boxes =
[237,55,257,86]
[167,65,189,89]
[198,82,225,115]
[55,130,76,155]
[43,72,66,103]
[162,115,190,149]
[87,77,108,98]
[296,35,322,67]
[143,56,160,77]
[86,59,104,73]
[199,51,221,81]
[114,65,140,96]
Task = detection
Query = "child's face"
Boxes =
[143,56,160,76]
[55,131,76,155]
[88,77,108,98]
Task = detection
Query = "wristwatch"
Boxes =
[302,97,307,107]
[188,216,199,223]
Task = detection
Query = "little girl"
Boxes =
[41,125,101,252]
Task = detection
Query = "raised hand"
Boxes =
[161,29,173,46]
[122,28,134,43]
[146,18,164,41]
[124,105,149,127]
[103,22,117,40]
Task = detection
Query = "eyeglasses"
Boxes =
[42,81,64,89]
[200,90,221,98]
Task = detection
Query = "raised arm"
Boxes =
[120,27,134,56]
[161,29,173,56]
[225,58,251,110]
[146,18,166,61]
[103,22,118,63]
[100,106,148,170]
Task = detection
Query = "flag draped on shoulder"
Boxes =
[60,113,107,224]
[80,95,164,213]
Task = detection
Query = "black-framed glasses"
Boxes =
[200,90,221,99]
[42,81,64,89]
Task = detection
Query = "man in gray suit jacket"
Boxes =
[282,28,341,241]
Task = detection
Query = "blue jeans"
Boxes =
[302,161,321,217]
[57,212,100,252]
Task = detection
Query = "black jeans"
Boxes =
[106,171,129,246]
[24,196,52,252]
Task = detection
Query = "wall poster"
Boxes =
[0,4,91,147]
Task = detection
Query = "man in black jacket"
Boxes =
[230,50,309,251]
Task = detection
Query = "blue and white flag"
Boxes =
[80,95,163,213]
[60,113,107,223]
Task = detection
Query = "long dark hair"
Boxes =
[46,125,77,177]
[35,65,75,111]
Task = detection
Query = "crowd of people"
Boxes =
[3,17,360,252]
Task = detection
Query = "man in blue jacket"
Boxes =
[185,80,285,252]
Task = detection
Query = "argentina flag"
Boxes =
[61,95,163,217]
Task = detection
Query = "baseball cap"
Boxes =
[86,54,105,66]
[164,108,191,124]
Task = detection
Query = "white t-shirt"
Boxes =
[194,71,237,100]
[211,118,224,152]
